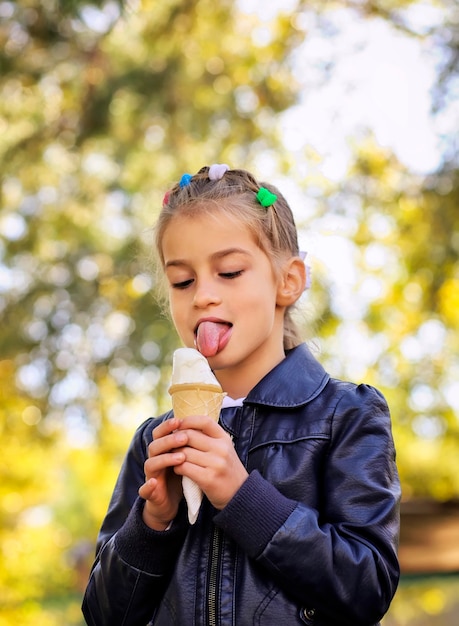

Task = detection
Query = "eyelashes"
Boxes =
[171,270,243,290]
[220,270,243,279]
[172,279,194,290]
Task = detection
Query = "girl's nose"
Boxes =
[193,281,221,308]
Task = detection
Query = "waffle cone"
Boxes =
[169,384,225,421]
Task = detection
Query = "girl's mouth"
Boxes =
[194,320,233,357]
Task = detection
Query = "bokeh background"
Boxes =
[1,1,458,624]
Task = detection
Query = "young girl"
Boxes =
[82,165,400,626]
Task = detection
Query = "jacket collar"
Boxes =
[244,343,330,408]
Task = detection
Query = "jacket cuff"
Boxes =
[214,470,296,558]
[114,497,188,575]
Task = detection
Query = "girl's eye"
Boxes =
[220,270,243,279]
[172,279,194,289]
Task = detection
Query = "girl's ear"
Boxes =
[276,257,307,306]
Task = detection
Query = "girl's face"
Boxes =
[161,209,287,397]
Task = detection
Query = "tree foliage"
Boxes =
[311,138,459,500]
[302,0,459,499]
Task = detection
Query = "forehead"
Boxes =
[162,208,254,245]
[161,212,270,268]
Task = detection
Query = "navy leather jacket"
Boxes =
[82,344,400,626]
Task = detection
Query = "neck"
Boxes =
[214,349,285,399]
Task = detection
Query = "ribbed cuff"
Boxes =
[114,497,188,575]
[214,470,296,558]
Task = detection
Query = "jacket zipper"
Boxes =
[207,525,222,626]
[206,420,238,625]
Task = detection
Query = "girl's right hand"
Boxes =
[138,418,186,530]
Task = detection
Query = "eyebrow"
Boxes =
[164,247,252,269]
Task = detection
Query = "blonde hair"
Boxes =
[154,167,303,350]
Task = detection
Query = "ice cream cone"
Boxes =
[168,349,225,524]
[169,383,225,421]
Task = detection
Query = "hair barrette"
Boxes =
[179,173,192,188]
[299,251,312,290]
[256,187,277,208]
[208,163,229,181]
[162,190,170,206]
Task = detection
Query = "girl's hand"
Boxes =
[138,418,186,530]
[173,415,249,510]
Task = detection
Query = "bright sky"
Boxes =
[288,16,441,177]
[241,1,446,176]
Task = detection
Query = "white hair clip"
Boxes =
[208,163,229,181]
[300,251,312,290]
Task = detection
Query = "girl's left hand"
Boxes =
[173,415,248,510]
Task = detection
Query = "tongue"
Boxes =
[196,322,228,357]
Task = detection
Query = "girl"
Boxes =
[82,165,400,626]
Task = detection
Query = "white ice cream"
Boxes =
[171,348,221,388]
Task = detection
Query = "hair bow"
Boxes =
[299,251,312,290]
[179,173,192,188]
[208,163,229,181]
[256,187,277,208]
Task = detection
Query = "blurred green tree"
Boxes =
[311,138,459,500]
[301,0,459,500]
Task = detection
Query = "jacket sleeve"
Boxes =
[214,384,401,626]
[82,418,189,626]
